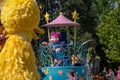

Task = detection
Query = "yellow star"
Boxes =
[44,12,50,22]
[44,68,49,75]
[58,70,63,75]
[71,10,79,20]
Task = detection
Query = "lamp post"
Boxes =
[71,10,79,45]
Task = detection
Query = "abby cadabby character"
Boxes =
[0,0,44,80]
[49,32,63,52]
[49,32,65,66]
[51,31,71,66]
[42,31,63,52]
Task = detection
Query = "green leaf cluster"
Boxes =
[97,1,120,62]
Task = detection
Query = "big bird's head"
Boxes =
[1,0,44,40]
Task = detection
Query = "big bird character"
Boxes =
[0,0,44,80]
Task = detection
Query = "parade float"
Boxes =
[40,12,94,80]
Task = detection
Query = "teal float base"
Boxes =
[41,65,87,80]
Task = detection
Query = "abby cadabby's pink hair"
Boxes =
[56,32,61,38]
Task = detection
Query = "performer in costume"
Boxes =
[0,0,44,80]
[50,32,64,66]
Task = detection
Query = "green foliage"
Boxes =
[97,2,120,62]
[92,0,118,25]
[77,32,92,44]
[94,0,118,15]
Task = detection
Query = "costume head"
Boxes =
[50,32,61,44]
[56,32,61,38]
[1,0,44,40]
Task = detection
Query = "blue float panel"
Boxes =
[41,66,87,80]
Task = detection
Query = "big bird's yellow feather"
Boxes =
[0,0,44,80]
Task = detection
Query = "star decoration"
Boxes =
[58,70,63,75]
[71,10,79,20]
[44,12,50,22]
[44,68,49,75]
